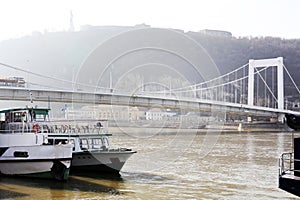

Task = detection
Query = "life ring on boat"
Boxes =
[32,123,39,133]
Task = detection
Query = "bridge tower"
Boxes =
[247,57,284,122]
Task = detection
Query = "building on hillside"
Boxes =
[0,77,25,87]
[200,29,232,37]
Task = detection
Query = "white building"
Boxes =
[145,108,177,121]
[65,105,145,121]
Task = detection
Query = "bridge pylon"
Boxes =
[247,57,284,122]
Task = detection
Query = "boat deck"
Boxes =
[280,174,300,181]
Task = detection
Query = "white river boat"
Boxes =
[0,108,73,180]
[0,107,136,174]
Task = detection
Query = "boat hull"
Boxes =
[0,145,72,181]
[0,160,71,180]
[71,150,136,173]
[279,175,300,197]
[285,114,300,130]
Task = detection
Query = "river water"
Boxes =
[0,130,299,200]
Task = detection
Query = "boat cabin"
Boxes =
[47,134,111,152]
[1,107,108,134]
[0,107,113,152]
[0,107,49,133]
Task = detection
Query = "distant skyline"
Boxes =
[0,0,299,41]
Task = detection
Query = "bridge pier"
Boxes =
[247,116,252,122]
[238,123,242,131]
[278,113,285,123]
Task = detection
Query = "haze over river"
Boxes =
[0,130,298,199]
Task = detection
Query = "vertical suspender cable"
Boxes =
[264,68,267,107]
[256,72,259,106]
[271,66,274,108]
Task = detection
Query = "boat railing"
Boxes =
[279,152,300,176]
[0,122,38,134]
[45,120,108,134]
[2,120,109,135]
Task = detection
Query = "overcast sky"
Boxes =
[0,0,299,41]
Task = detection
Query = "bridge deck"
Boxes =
[0,86,298,118]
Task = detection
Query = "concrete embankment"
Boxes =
[108,122,292,135]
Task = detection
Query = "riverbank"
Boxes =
[108,122,292,135]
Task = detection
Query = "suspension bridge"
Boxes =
[0,57,300,122]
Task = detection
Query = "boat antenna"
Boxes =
[48,96,51,109]
[29,91,33,104]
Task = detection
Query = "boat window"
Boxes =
[0,113,5,122]
[92,138,101,149]
[14,151,29,158]
[80,139,88,150]
[70,139,75,151]
[54,139,68,145]
[13,112,22,122]
[93,138,100,145]
[102,137,109,147]
[48,139,54,145]
[36,114,46,122]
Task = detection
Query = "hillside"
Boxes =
[0,26,299,96]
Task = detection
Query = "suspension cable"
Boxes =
[0,62,108,90]
[254,67,278,102]
[283,64,300,95]
[147,66,269,95]
[161,63,249,93]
